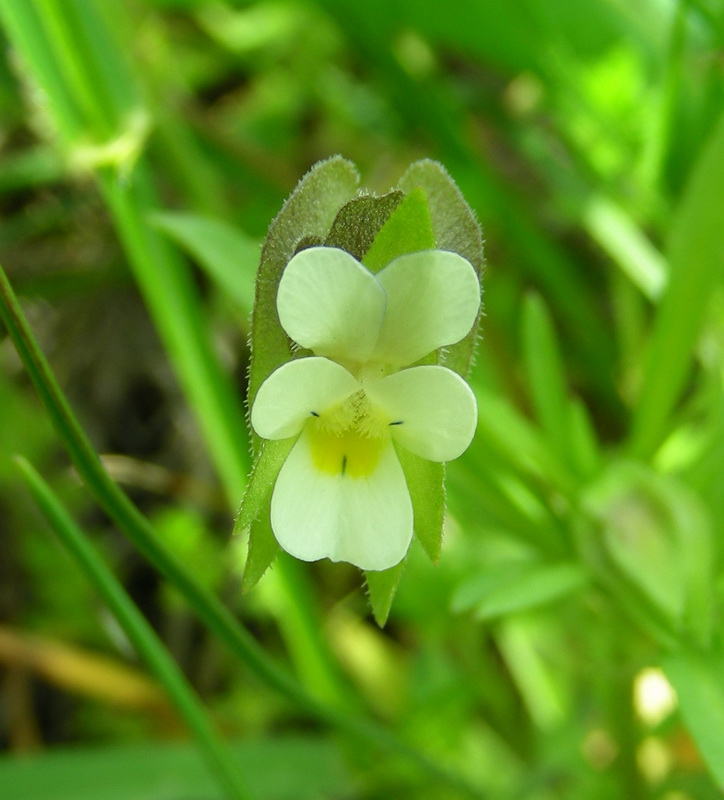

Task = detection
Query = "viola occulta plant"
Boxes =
[235,157,483,622]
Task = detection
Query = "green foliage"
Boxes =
[452,560,587,620]
[665,646,724,788]
[0,736,351,800]
[152,211,260,315]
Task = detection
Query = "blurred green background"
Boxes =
[1,0,724,798]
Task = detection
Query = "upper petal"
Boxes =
[277,246,386,362]
[270,429,413,571]
[366,365,478,461]
[373,250,480,366]
[251,357,360,440]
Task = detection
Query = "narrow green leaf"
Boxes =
[452,561,587,620]
[630,112,724,458]
[15,457,254,800]
[0,1,85,141]
[582,194,666,300]
[248,156,359,418]
[365,560,406,627]
[394,444,445,563]
[324,190,403,262]
[152,211,259,313]
[664,646,724,788]
[362,187,435,272]
[497,617,565,730]
[0,735,350,800]
[521,293,571,464]
[475,386,573,494]
[568,397,602,480]
[101,168,251,504]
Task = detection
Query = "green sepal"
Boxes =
[235,436,297,591]
[394,442,445,563]
[362,186,435,273]
[324,191,403,260]
[242,514,280,592]
[247,156,360,434]
[397,159,483,377]
[234,436,298,533]
[365,559,406,627]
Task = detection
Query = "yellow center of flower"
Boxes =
[307,389,390,478]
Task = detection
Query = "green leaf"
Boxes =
[248,156,360,421]
[567,397,602,480]
[521,293,572,464]
[324,190,403,261]
[664,646,724,788]
[0,736,351,800]
[15,457,253,800]
[475,387,573,494]
[362,186,435,272]
[452,561,587,619]
[584,461,713,645]
[365,560,406,627]
[394,444,445,563]
[397,159,483,377]
[630,112,724,458]
[102,169,251,502]
[152,210,259,313]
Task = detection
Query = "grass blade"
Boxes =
[15,457,255,800]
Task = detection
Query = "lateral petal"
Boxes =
[277,246,386,362]
[366,365,478,461]
[251,357,360,440]
[270,430,413,571]
[374,250,480,366]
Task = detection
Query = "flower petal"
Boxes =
[251,357,360,440]
[366,365,477,461]
[270,429,413,570]
[373,250,480,366]
[277,246,386,362]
